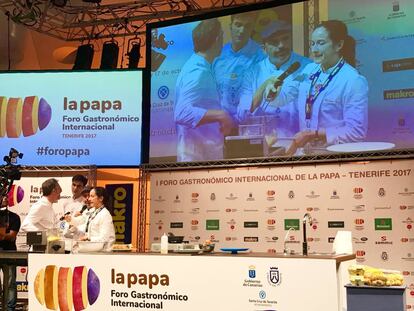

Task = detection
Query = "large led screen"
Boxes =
[0,71,142,166]
[148,0,414,163]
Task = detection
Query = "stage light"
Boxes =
[126,38,141,69]
[72,44,94,70]
[100,41,119,69]
[51,0,67,8]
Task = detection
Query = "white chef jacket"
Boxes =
[62,196,84,215]
[238,53,311,137]
[278,61,369,145]
[85,207,115,252]
[21,196,56,232]
[63,207,93,240]
[174,53,223,162]
[213,39,265,120]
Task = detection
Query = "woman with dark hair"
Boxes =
[79,187,115,252]
[268,20,368,155]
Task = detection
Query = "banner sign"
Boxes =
[28,253,339,310]
[0,71,142,166]
[149,159,414,307]
[105,183,133,244]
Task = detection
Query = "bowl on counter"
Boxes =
[75,241,105,253]
[199,243,215,253]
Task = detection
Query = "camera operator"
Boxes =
[0,196,21,311]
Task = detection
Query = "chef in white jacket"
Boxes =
[79,187,115,252]
[265,20,368,155]
[21,178,62,232]
[174,19,234,162]
[63,187,92,240]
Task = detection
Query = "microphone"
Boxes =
[274,61,301,87]
[250,61,301,113]
[59,212,70,221]
[80,205,88,214]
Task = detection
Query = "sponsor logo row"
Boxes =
[154,205,414,214]
[154,218,406,231]
[153,187,414,202]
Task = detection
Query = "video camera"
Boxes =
[0,148,23,227]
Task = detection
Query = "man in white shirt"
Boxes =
[62,174,88,216]
[21,178,62,232]
[174,18,234,162]
[238,20,311,138]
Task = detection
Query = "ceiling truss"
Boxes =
[0,0,274,42]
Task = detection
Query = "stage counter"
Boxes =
[28,252,355,311]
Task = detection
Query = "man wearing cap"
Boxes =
[238,20,311,138]
[174,19,234,162]
[213,12,265,132]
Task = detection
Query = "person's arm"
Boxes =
[174,70,210,129]
[1,229,18,241]
[0,227,6,239]
[251,76,282,113]
[0,213,20,241]
[174,85,234,135]
[198,109,234,136]
[286,129,327,155]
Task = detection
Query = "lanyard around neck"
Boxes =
[85,206,104,233]
[305,58,345,126]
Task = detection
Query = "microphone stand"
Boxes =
[302,213,312,256]
[302,220,308,256]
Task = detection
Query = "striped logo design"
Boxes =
[7,185,24,206]
[0,96,52,138]
[34,265,100,311]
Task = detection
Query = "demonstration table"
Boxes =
[27,252,355,311]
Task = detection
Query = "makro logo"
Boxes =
[0,96,52,138]
[34,265,100,311]
[7,184,24,206]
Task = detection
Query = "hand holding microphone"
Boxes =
[263,77,283,102]
[250,61,301,113]
[264,61,301,101]
[59,212,70,222]
[74,205,88,217]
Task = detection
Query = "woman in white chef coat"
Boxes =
[266,20,368,155]
[80,187,115,252]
